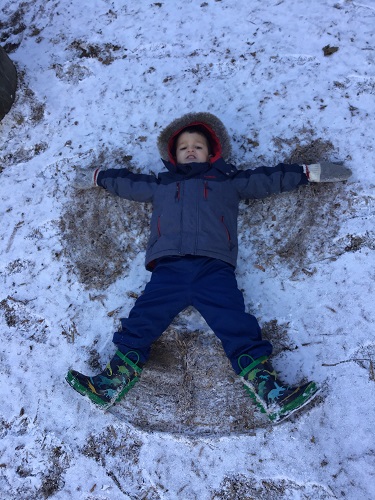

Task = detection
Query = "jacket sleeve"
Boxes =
[232,163,309,199]
[97,168,158,202]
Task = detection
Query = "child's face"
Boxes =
[175,132,211,164]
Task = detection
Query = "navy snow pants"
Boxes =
[113,256,272,374]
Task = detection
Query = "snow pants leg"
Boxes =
[113,256,272,374]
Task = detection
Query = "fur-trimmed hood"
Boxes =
[157,112,231,165]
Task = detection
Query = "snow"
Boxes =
[1,0,375,498]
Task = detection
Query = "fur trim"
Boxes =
[157,112,231,163]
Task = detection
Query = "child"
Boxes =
[66,112,351,422]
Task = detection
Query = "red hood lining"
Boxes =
[167,121,222,166]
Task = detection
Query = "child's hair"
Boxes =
[172,125,213,157]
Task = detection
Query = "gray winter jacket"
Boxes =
[97,113,309,270]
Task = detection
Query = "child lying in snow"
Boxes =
[66,112,351,422]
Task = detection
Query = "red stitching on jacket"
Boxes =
[221,216,231,242]
[204,181,208,200]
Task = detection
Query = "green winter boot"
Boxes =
[66,350,143,410]
[239,355,319,423]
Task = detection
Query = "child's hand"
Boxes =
[73,167,100,189]
[304,162,352,183]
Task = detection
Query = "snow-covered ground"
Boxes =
[1,0,375,498]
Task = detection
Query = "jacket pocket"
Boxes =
[221,216,235,250]
[148,215,161,250]
[204,181,208,200]
[157,215,161,237]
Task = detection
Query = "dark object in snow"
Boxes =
[323,45,339,56]
[0,46,17,121]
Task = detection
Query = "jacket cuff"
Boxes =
[303,163,321,182]
[94,168,102,186]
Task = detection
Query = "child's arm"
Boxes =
[233,163,307,199]
[73,166,157,202]
[232,162,351,199]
